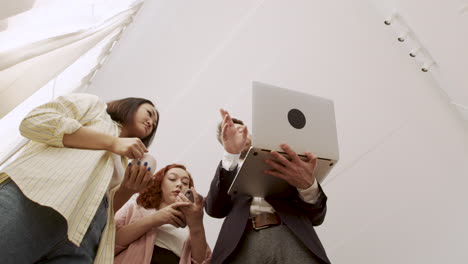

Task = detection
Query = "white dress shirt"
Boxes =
[221,150,320,217]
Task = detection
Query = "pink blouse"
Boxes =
[114,201,211,264]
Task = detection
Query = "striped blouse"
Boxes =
[0,93,127,263]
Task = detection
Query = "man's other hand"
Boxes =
[264,144,318,189]
[219,108,248,154]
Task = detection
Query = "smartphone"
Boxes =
[184,189,203,203]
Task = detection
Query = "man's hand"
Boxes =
[219,109,248,154]
[264,144,318,189]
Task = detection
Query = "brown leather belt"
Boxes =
[246,212,281,231]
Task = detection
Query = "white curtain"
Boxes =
[0,0,36,30]
[0,0,144,118]
[0,0,144,166]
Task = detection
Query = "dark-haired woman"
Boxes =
[0,93,159,263]
[114,164,211,264]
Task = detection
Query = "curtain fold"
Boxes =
[0,0,144,118]
[0,0,144,167]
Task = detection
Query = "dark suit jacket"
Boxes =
[205,162,331,264]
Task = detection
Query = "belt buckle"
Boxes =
[251,217,270,231]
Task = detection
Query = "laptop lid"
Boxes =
[252,81,339,160]
[227,82,340,196]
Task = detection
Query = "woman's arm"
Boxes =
[63,127,147,159]
[20,93,104,147]
[115,202,190,253]
[20,93,147,158]
[177,188,209,263]
[115,212,163,252]
[187,224,209,263]
[62,126,116,151]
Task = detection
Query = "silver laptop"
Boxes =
[227,81,339,197]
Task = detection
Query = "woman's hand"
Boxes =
[114,161,153,212]
[153,202,191,228]
[176,188,208,263]
[176,188,205,228]
[109,137,148,159]
[119,161,152,194]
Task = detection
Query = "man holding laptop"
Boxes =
[205,82,337,263]
[205,109,330,263]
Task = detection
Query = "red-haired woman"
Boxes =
[115,164,211,264]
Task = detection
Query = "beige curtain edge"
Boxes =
[0,2,144,119]
[0,2,143,71]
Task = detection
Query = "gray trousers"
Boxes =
[0,178,108,264]
[229,223,322,264]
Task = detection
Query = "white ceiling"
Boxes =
[370,0,468,125]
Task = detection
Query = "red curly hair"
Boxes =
[137,164,194,209]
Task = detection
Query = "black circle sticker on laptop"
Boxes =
[287,109,306,129]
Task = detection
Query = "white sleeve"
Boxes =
[221,150,240,171]
[297,179,320,204]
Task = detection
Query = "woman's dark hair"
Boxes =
[106,97,159,147]
[137,164,194,209]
